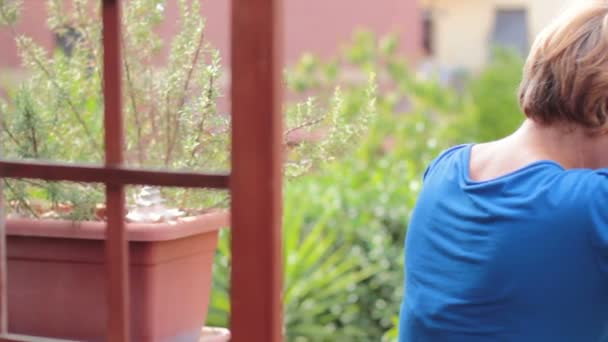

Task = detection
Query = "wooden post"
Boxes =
[102,1,130,341]
[230,0,284,340]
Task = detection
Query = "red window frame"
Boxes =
[0,0,283,341]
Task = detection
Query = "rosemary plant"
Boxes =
[0,0,376,220]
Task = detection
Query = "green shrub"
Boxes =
[394,49,525,147]
[0,0,374,219]
[466,48,525,142]
[208,187,376,341]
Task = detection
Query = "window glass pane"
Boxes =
[491,9,529,55]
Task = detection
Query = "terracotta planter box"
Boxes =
[3,211,228,342]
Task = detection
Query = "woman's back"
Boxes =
[399,144,608,341]
[398,2,608,340]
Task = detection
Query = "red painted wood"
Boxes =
[0,0,285,341]
[102,0,129,341]
[0,183,6,334]
[5,215,224,341]
[0,334,68,342]
[230,0,284,340]
[104,185,129,342]
[0,160,229,189]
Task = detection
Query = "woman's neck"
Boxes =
[470,119,608,182]
[511,119,608,169]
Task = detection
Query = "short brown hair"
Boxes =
[519,2,608,130]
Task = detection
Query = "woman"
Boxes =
[399,2,608,341]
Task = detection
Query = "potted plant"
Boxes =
[0,0,375,341]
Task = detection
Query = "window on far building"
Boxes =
[422,9,434,56]
[491,8,529,56]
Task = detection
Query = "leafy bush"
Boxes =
[0,0,374,219]
[471,48,525,141]
[208,187,377,341]
[446,48,525,143]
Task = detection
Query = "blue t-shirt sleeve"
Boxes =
[423,144,470,181]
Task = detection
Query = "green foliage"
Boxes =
[441,47,525,143]
[281,106,444,340]
[468,48,525,141]
[0,0,374,218]
[382,317,399,342]
[207,189,376,341]
[284,76,377,178]
[0,0,19,26]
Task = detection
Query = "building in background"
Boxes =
[420,0,585,72]
[0,0,422,70]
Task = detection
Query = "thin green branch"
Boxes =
[189,74,216,161]
[284,115,327,144]
[3,180,39,218]
[0,120,22,149]
[165,24,206,166]
[122,39,145,165]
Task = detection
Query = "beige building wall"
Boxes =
[424,0,586,71]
